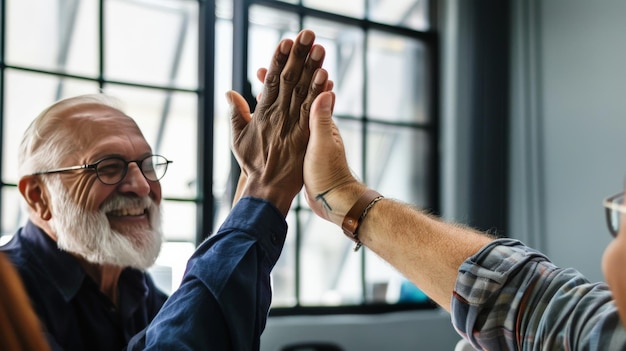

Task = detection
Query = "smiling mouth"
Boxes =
[107,208,148,217]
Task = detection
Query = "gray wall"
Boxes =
[509,0,626,282]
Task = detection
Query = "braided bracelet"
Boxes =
[341,189,384,251]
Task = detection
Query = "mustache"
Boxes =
[100,195,155,213]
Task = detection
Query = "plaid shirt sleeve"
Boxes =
[451,238,626,350]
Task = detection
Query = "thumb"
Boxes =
[227,90,252,138]
[309,91,335,139]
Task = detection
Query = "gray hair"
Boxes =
[18,94,126,177]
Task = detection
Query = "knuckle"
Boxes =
[264,72,280,86]
[301,102,311,113]
[293,84,308,100]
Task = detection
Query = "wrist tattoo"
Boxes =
[315,190,332,211]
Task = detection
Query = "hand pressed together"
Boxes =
[228,29,329,215]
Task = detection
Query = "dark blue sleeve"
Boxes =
[128,197,287,351]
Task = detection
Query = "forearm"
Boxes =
[325,184,493,310]
[362,198,492,309]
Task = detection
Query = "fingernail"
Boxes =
[310,46,323,61]
[280,40,292,54]
[319,93,331,111]
[314,70,326,85]
[299,30,314,45]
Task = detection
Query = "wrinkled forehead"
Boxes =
[58,102,135,125]
[58,103,148,147]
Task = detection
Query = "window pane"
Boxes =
[5,0,99,76]
[161,200,196,243]
[151,241,196,294]
[303,0,364,19]
[368,0,430,31]
[366,124,431,207]
[271,213,297,307]
[1,187,27,237]
[303,17,364,118]
[216,0,233,20]
[298,211,363,306]
[105,0,198,89]
[213,18,235,230]
[367,31,430,123]
[248,6,300,97]
[2,70,100,184]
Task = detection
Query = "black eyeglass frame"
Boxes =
[31,154,173,185]
[603,192,626,238]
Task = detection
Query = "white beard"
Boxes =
[46,177,163,270]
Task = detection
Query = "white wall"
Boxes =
[509,0,626,281]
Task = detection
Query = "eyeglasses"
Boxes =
[32,154,173,185]
[603,192,626,238]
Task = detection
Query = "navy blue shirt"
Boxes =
[1,219,168,351]
[3,197,287,350]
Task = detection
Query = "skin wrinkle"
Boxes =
[68,173,99,210]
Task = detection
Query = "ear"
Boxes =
[18,176,52,221]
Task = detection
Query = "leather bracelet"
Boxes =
[341,189,384,251]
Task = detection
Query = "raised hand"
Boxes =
[228,29,329,216]
[302,92,363,226]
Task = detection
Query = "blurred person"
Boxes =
[300,88,626,349]
[1,29,329,351]
[0,251,50,351]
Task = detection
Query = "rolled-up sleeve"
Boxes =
[451,238,626,350]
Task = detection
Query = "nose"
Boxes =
[117,162,151,197]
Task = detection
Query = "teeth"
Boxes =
[108,208,146,216]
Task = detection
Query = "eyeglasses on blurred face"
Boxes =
[603,192,626,238]
[32,155,173,185]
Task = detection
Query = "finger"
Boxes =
[289,44,326,118]
[326,80,334,92]
[254,38,294,121]
[305,91,337,210]
[256,67,329,105]
[257,67,267,83]
[300,68,329,131]
[227,90,253,142]
[309,91,336,139]
[256,68,268,103]
[273,30,316,115]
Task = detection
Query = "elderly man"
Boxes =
[1,29,329,350]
